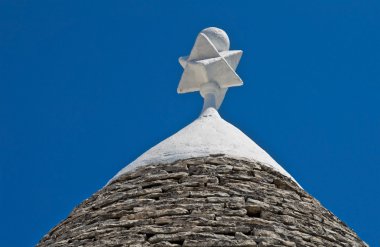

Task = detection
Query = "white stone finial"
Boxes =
[177,27,243,112]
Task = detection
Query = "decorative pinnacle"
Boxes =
[177,27,243,112]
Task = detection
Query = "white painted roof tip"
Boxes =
[200,107,220,118]
[110,107,298,184]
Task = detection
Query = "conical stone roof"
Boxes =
[37,110,367,247]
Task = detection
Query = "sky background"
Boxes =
[0,1,379,246]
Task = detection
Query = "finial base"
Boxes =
[200,82,221,113]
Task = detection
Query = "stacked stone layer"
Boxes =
[38,156,366,246]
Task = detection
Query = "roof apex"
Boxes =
[110,107,296,184]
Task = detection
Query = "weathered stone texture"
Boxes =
[37,156,367,246]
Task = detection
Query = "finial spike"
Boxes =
[177,27,243,112]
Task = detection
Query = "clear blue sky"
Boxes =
[0,1,379,246]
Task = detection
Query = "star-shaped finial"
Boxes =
[178,27,243,111]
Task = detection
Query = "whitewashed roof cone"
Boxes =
[112,107,295,182]
[111,27,296,184]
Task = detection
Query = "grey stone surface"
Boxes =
[37,156,367,246]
